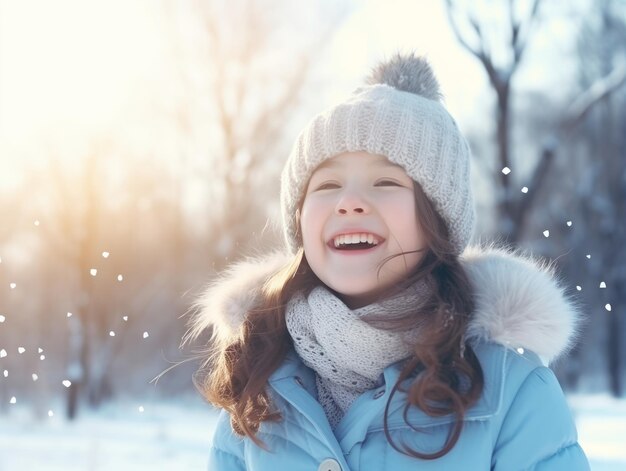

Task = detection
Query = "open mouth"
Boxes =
[328,233,384,251]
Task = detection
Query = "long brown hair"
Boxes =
[192,182,484,458]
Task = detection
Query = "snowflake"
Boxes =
[605,304,612,312]
[62,380,72,388]
[502,167,511,175]
[543,230,550,238]
[90,269,98,276]
[143,332,149,339]
[600,282,606,288]
[102,252,110,258]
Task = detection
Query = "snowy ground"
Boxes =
[0,394,624,470]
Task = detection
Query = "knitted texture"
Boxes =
[285,281,430,429]
[280,55,475,254]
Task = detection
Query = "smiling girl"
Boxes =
[187,53,590,470]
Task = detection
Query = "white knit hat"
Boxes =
[280,53,474,255]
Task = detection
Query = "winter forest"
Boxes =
[0,0,625,469]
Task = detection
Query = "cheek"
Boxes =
[386,196,424,247]
[300,199,324,245]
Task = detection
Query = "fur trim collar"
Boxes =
[186,246,582,365]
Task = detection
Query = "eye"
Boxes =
[374,179,402,187]
[315,182,340,191]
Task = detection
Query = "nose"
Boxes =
[335,191,370,215]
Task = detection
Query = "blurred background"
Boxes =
[0,0,624,469]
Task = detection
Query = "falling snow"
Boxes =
[62,380,72,388]
[0,349,6,358]
[502,167,511,175]
[521,187,528,193]
[9,397,16,404]
[109,331,116,337]
[567,221,573,227]
[143,332,149,339]
[67,312,72,318]
[32,374,38,381]
[18,347,25,354]
[102,251,110,258]
[123,316,128,321]
[0,315,5,323]
[3,370,7,378]
[606,304,612,312]
[586,254,591,259]
[9,283,16,289]
[34,220,40,226]
[577,286,582,291]
[600,282,606,288]
[117,274,124,281]
[40,355,45,360]
[543,230,550,238]
[90,269,97,276]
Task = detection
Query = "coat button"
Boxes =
[373,389,385,399]
[318,458,341,471]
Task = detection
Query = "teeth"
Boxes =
[332,233,380,247]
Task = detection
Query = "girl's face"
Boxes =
[300,151,427,308]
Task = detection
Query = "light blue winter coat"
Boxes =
[193,247,590,470]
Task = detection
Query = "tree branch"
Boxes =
[562,58,626,130]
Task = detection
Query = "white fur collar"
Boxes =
[186,246,582,365]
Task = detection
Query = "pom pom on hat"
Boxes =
[365,52,443,102]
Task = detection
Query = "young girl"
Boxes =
[187,53,590,470]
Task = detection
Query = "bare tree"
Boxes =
[565,0,626,396]
[37,141,178,417]
[163,0,346,271]
[445,0,542,241]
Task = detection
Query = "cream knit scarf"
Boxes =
[285,281,430,430]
